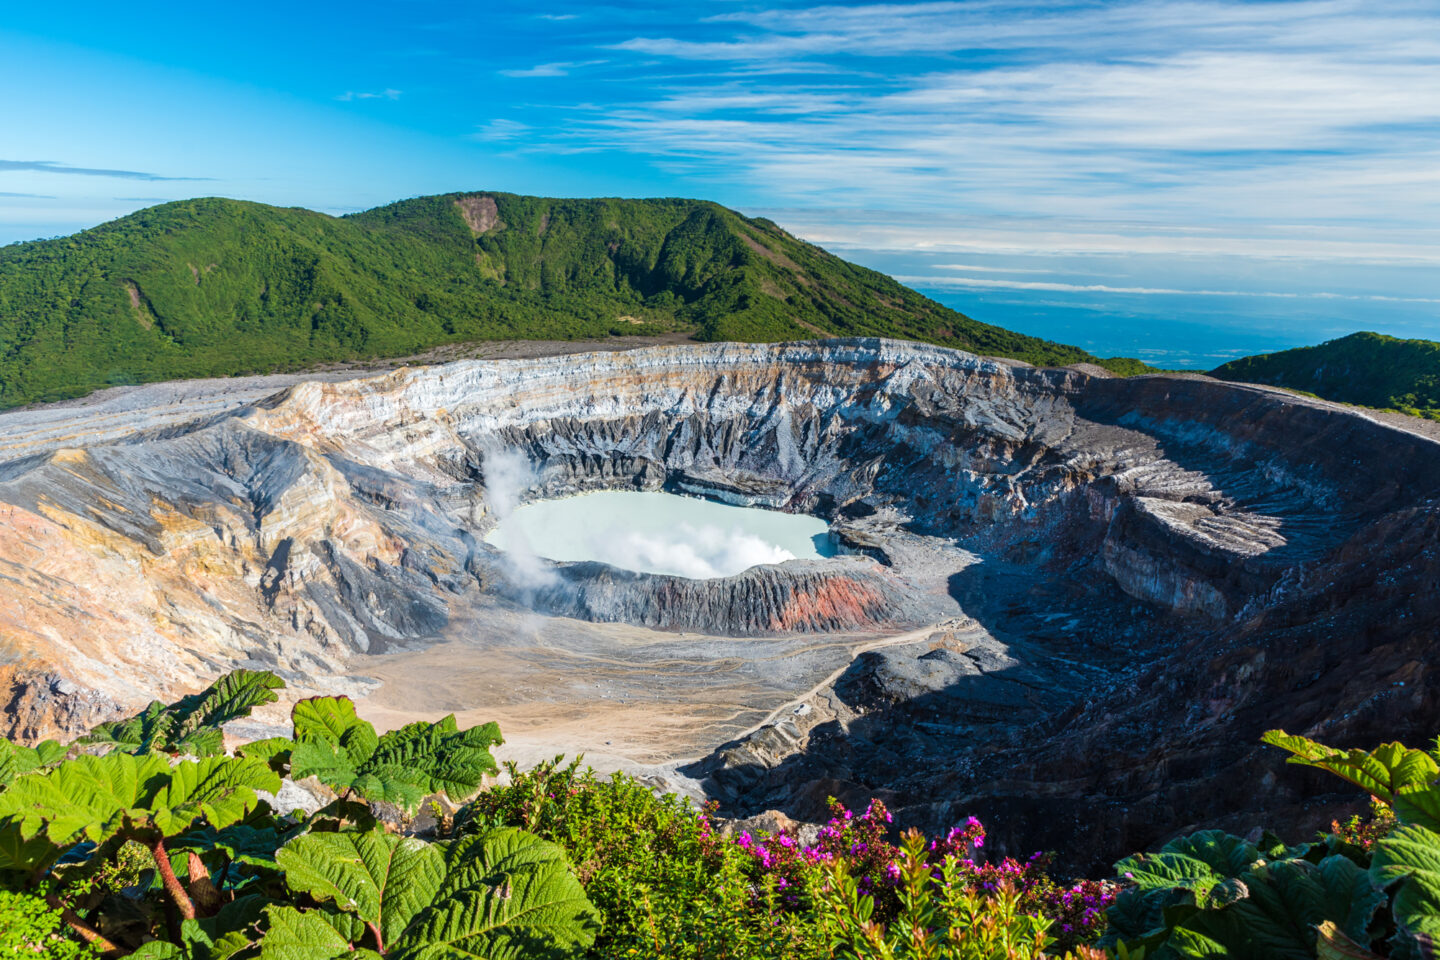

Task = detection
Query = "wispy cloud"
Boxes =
[470,118,531,141]
[899,274,1440,304]
[336,88,401,101]
[522,0,1440,267]
[499,60,605,78]
[0,160,209,181]
[937,263,1057,275]
[0,191,54,198]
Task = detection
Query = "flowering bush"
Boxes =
[731,799,1113,949]
[734,799,902,915]
[1330,797,1398,851]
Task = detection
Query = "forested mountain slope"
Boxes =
[0,192,1143,406]
[1211,331,1440,419]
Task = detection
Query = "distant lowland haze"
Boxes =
[2,1,1436,368]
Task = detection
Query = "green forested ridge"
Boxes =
[1211,331,1440,420]
[0,192,1144,407]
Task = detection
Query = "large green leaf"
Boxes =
[129,916,255,959]
[1396,785,1440,833]
[258,905,382,960]
[81,669,284,756]
[1264,730,1440,805]
[391,828,599,960]
[291,697,379,766]
[235,737,294,775]
[0,752,172,847]
[259,828,598,960]
[0,739,65,790]
[1316,921,1386,960]
[287,697,502,813]
[1161,831,1262,879]
[1109,825,1388,960]
[371,717,503,802]
[275,829,446,947]
[1168,857,1384,960]
[1372,823,1440,960]
[0,752,279,853]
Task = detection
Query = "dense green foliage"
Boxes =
[0,889,100,957]
[1,668,1436,958]
[0,192,1144,406]
[1211,332,1440,419]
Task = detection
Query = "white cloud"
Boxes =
[499,60,605,78]
[470,119,531,141]
[539,0,1440,270]
[897,274,1440,304]
[336,89,401,101]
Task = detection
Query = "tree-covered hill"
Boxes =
[0,192,1144,407]
[1211,331,1440,420]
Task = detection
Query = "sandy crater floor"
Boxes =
[352,607,969,776]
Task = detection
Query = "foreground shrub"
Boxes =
[458,755,825,958]
[1100,730,1440,959]
[0,889,97,957]
[815,828,1117,960]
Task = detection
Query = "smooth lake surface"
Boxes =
[485,491,834,579]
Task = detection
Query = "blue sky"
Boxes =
[2,1,1438,366]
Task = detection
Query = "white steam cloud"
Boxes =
[481,449,557,590]
[586,523,796,579]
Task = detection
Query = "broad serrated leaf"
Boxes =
[1373,823,1440,960]
[291,697,379,766]
[275,829,446,946]
[0,752,276,854]
[0,818,64,874]
[288,738,358,789]
[0,739,66,790]
[82,670,284,756]
[289,698,502,812]
[258,905,361,960]
[143,756,281,837]
[1115,850,1224,892]
[236,737,294,774]
[1263,730,1440,804]
[1396,784,1440,833]
[1177,856,1384,959]
[391,844,600,960]
[436,828,575,900]
[0,751,171,846]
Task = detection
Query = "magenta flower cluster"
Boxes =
[728,800,1115,946]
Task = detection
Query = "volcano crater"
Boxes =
[1,338,1437,869]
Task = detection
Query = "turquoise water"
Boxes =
[485,490,834,579]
